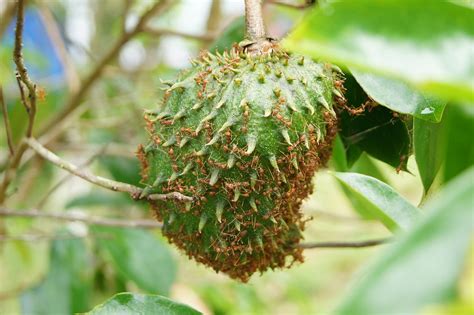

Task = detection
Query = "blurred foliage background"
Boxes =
[0,0,472,314]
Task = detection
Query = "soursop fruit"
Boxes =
[138,43,344,282]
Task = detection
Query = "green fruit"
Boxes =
[138,44,343,282]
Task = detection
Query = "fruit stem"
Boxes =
[244,0,267,41]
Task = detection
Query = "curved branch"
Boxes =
[25,137,192,202]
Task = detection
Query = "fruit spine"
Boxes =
[138,43,343,281]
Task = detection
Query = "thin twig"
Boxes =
[0,86,14,156]
[0,208,163,229]
[266,0,316,9]
[143,27,216,42]
[299,238,390,249]
[0,0,37,204]
[24,137,193,202]
[0,0,175,203]
[13,0,36,138]
[0,141,28,204]
[25,137,141,194]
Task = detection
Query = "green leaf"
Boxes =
[414,118,445,193]
[334,172,420,231]
[332,149,390,218]
[0,242,48,301]
[351,70,447,122]
[336,167,474,315]
[329,134,348,171]
[442,104,474,182]
[350,153,389,184]
[99,155,142,187]
[88,292,201,315]
[284,0,474,102]
[93,227,176,295]
[209,17,245,53]
[21,234,92,315]
[339,103,411,170]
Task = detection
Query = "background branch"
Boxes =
[0,86,14,156]
[299,238,390,249]
[0,208,389,249]
[0,0,175,204]
[0,0,37,204]
[0,1,17,41]
[0,208,162,229]
[143,27,216,43]
[37,0,173,137]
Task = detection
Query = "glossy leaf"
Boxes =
[339,103,411,170]
[442,104,474,183]
[414,118,444,193]
[284,0,474,102]
[88,292,201,315]
[351,70,446,122]
[336,167,474,315]
[93,227,176,295]
[350,153,389,184]
[21,235,92,315]
[334,172,420,231]
[331,147,390,218]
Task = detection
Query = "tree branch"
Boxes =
[0,86,14,156]
[245,0,267,40]
[206,0,221,32]
[266,0,316,9]
[0,1,175,204]
[299,238,390,249]
[0,208,389,249]
[0,0,37,204]
[143,27,216,42]
[13,0,36,138]
[0,208,162,229]
[35,145,107,209]
[24,137,193,202]
[37,0,173,137]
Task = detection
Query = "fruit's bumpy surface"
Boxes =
[138,44,343,282]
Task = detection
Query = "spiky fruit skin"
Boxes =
[138,44,342,282]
